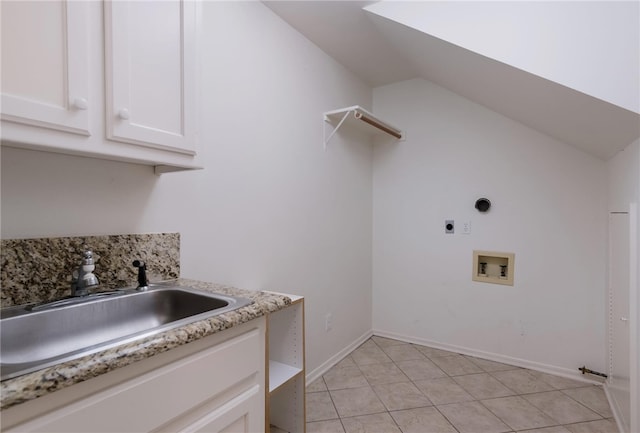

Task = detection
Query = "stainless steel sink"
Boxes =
[0,284,253,381]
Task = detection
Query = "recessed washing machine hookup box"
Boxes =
[472,250,515,286]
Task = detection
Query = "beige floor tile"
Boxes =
[396,358,447,381]
[438,401,511,433]
[307,378,328,392]
[341,412,402,433]
[307,391,339,422]
[306,419,346,433]
[413,344,459,358]
[330,386,387,418]
[562,418,619,433]
[372,381,432,411]
[481,396,556,431]
[413,377,475,405]
[324,365,369,390]
[390,407,458,433]
[371,336,407,349]
[492,370,556,394]
[351,343,393,366]
[353,339,381,354]
[516,427,571,433]
[358,362,409,385]
[358,339,378,348]
[561,387,612,418]
[453,373,515,399]
[430,354,484,376]
[522,391,602,424]
[334,356,358,369]
[530,371,594,390]
[382,344,426,362]
[465,355,521,372]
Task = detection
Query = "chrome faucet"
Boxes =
[71,250,100,296]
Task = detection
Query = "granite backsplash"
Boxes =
[1,233,180,307]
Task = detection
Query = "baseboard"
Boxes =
[372,329,604,386]
[604,382,629,433]
[305,329,373,385]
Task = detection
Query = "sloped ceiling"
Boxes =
[263,1,640,160]
[262,1,416,87]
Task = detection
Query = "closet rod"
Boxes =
[354,111,402,139]
[323,105,404,147]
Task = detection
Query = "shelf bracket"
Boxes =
[323,110,351,149]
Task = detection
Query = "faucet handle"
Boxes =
[83,250,94,263]
[81,250,95,269]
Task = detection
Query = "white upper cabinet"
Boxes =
[0,1,90,135]
[0,1,201,172]
[105,1,197,155]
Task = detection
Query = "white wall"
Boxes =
[0,1,373,374]
[366,1,640,113]
[608,139,640,212]
[372,78,608,375]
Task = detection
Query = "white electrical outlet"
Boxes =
[462,221,471,234]
[325,313,333,331]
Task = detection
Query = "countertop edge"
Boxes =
[0,279,292,410]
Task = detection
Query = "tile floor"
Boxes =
[306,336,618,433]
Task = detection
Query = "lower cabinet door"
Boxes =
[184,385,263,433]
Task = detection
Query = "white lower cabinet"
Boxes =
[2,298,308,433]
[2,319,265,433]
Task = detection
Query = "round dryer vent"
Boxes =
[475,198,491,213]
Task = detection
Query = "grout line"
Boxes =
[323,376,343,422]
[431,404,462,433]
[557,389,608,420]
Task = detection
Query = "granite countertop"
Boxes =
[0,278,291,410]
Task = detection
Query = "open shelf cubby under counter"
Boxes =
[266,295,305,433]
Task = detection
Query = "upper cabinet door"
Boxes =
[104,0,197,155]
[0,1,90,135]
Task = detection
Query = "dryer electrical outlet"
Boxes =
[445,220,454,234]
